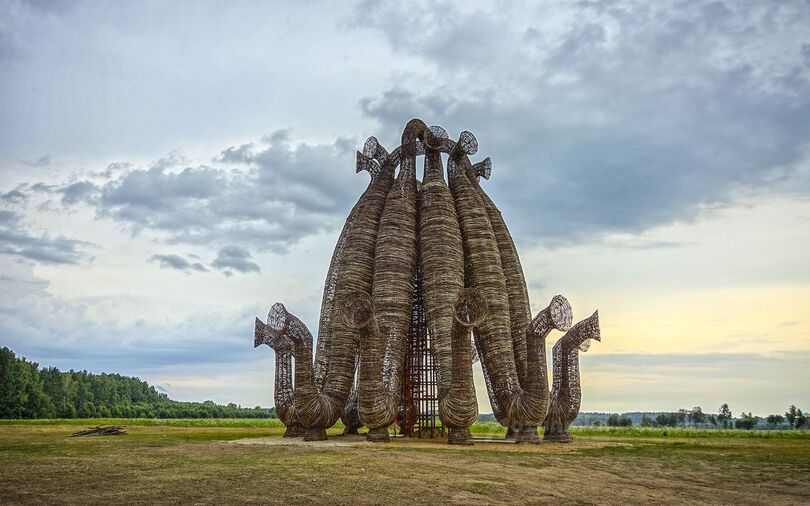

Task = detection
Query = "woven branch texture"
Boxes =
[314,138,387,391]
[544,311,601,442]
[253,119,600,444]
[254,315,303,437]
[418,126,463,400]
[467,160,531,391]
[439,288,487,444]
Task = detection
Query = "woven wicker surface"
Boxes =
[372,121,422,411]
[313,140,386,390]
[312,145,392,432]
[253,120,601,443]
[261,303,337,441]
[342,290,398,433]
[254,316,303,436]
[467,160,531,391]
[439,288,487,435]
[509,295,573,439]
[448,134,520,423]
[544,311,601,442]
[418,130,464,400]
[313,196,354,391]
[321,154,394,408]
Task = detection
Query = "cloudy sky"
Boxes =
[1,0,808,416]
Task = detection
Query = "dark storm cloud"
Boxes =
[215,143,255,164]
[27,182,57,193]
[149,253,208,273]
[60,181,98,205]
[1,190,27,204]
[93,135,359,253]
[0,210,90,264]
[352,0,810,245]
[211,245,260,275]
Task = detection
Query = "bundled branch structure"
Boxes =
[254,119,602,444]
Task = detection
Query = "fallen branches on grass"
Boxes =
[71,425,127,436]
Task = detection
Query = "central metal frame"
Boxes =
[402,263,445,438]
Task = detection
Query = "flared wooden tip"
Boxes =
[454,288,488,328]
[362,136,380,158]
[266,302,289,339]
[472,157,492,180]
[429,125,448,139]
[549,295,573,331]
[341,290,374,329]
[425,125,448,150]
[254,317,267,348]
[572,310,601,351]
[457,131,478,156]
[588,310,601,342]
[355,150,377,174]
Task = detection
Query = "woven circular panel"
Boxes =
[453,288,488,327]
[340,290,374,329]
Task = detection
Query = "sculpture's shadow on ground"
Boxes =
[229,435,629,453]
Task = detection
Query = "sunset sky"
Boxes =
[1,0,808,416]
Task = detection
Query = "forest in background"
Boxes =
[0,347,275,419]
[2,346,806,428]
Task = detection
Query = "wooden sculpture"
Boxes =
[254,120,601,444]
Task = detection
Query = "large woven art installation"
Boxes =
[254,119,601,444]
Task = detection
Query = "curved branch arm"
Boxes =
[503,296,576,439]
[401,118,431,156]
[265,302,341,438]
[254,312,302,436]
[341,291,398,440]
[440,288,488,443]
[471,157,492,180]
[527,295,573,340]
[544,310,601,442]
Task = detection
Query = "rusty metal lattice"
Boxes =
[402,264,444,439]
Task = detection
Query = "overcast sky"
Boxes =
[1,0,808,416]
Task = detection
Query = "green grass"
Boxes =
[0,418,290,428]
[567,425,810,439]
[471,420,810,439]
[1,420,809,504]
[3,418,807,439]
[470,421,505,434]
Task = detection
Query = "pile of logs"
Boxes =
[71,425,127,436]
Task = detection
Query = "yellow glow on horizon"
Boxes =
[590,285,810,355]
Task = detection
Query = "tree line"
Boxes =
[587,403,807,430]
[0,347,275,419]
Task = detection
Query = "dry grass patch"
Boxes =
[1,423,808,505]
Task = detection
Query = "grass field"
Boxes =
[2,419,809,505]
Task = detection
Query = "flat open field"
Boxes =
[1,420,809,505]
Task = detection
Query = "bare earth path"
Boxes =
[1,423,808,505]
